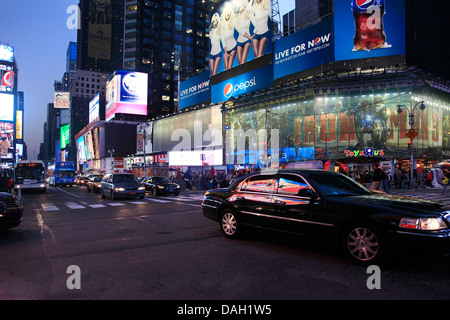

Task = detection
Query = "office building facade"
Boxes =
[123,0,211,117]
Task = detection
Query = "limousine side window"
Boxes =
[277,174,310,196]
[241,175,274,193]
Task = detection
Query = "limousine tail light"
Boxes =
[399,217,448,231]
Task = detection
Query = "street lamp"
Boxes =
[397,100,425,181]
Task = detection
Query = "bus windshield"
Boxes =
[15,164,45,181]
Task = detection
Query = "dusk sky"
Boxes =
[0,0,293,161]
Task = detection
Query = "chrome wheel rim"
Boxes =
[347,227,379,261]
[221,212,237,236]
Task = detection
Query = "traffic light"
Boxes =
[407,140,411,149]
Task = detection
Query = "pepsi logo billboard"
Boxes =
[334,0,405,61]
[274,18,334,80]
[211,64,273,103]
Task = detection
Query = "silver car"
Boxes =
[100,173,145,200]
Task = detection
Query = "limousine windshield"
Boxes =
[306,171,372,196]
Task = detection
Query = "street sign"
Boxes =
[406,129,419,140]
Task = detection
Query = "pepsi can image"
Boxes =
[352,0,388,51]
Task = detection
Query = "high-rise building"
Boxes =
[76,0,124,74]
[123,0,211,117]
[62,41,77,91]
[283,0,333,33]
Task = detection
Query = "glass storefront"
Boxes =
[224,85,450,169]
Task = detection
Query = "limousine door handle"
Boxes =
[274,200,286,205]
[236,196,245,200]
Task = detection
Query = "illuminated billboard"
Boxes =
[0,93,14,122]
[334,0,405,61]
[274,18,334,80]
[106,70,148,120]
[0,44,14,63]
[0,64,14,93]
[209,0,272,76]
[0,122,14,159]
[179,71,210,110]
[168,150,223,166]
[60,124,70,149]
[211,63,273,103]
[54,92,70,109]
[89,92,100,123]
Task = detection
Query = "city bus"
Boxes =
[47,161,75,187]
[13,160,47,193]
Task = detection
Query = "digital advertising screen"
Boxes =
[89,92,100,123]
[0,122,14,159]
[60,124,70,149]
[0,44,14,63]
[211,63,273,103]
[106,70,148,120]
[0,64,14,93]
[179,71,210,110]
[0,93,14,122]
[334,0,406,62]
[209,0,272,76]
[274,18,334,80]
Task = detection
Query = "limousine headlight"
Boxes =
[115,187,125,192]
[138,186,145,190]
[399,217,448,231]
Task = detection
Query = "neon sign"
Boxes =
[344,147,384,157]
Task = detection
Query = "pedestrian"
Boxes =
[371,163,383,191]
[0,170,8,192]
[382,169,391,194]
[426,170,433,187]
[441,170,450,195]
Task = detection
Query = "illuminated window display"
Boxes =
[225,86,450,167]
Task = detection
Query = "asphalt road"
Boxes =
[1,185,449,303]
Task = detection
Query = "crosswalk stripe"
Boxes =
[40,194,203,211]
[145,198,171,203]
[89,204,106,208]
[66,202,85,209]
[107,203,125,206]
[41,203,59,211]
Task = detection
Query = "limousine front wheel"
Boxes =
[220,209,241,239]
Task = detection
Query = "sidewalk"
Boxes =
[386,185,450,206]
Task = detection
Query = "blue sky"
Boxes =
[0,0,293,160]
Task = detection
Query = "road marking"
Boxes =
[66,202,85,209]
[56,187,80,198]
[145,198,171,203]
[107,202,125,206]
[129,201,147,204]
[41,203,60,211]
[89,204,106,208]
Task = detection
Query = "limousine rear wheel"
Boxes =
[220,209,241,239]
[342,222,386,266]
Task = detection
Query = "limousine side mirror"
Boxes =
[297,188,318,201]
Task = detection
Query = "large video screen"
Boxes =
[209,0,272,76]
[106,70,148,120]
[334,0,405,61]
[0,93,14,122]
[179,71,210,110]
[274,18,334,80]
[0,44,14,63]
[0,64,14,93]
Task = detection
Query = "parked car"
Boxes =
[142,176,180,196]
[0,192,24,229]
[86,175,103,193]
[202,169,450,265]
[100,173,145,200]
